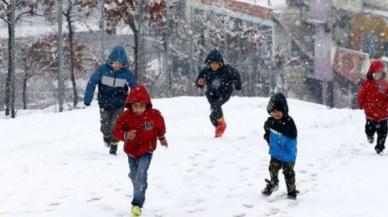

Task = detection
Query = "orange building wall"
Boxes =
[350,14,388,57]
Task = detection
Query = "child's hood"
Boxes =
[367,59,386,80]
[106,46,129,67]
[125,84,152,109]
[267,93,289,116]
[205,49,224,65]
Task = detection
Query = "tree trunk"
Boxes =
[131,0,148,83]
[129,21,139,81]
[163,1,172,96]
[100,0,106,61]
[66,13,78,108]
[22,52,28,110]
[57,0,65,112]
[22,70,28,110]
[5,0,16,118]
[5,24,11,116]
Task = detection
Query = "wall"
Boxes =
[350,14,388,57]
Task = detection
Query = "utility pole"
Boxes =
[308,0,333,107]
[100,0,106,61]
[57,0,65,112]
[9,0,16,118]
[164,0,173,96]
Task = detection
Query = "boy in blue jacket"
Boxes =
[262,93,298,199]
[84,46,137,155]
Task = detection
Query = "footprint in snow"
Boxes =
[298,169,308,174]
[243,203,254,209]
[265,208,281,216]
[185,207,205,214]
[86,197,101,202]
[48,202,61,207]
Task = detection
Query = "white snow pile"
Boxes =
[235,0,287,8]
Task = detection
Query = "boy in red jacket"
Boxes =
[357,60,388,154]
[113,85,168,216]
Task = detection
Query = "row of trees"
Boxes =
[1,0,275,118]
[1,0,173,118]
[0,0,101,117]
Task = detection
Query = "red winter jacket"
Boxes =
[113,85,166,159]
[357,70,388,122]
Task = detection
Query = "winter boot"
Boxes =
[375,144,384,155]
[131,205,142,217]
[103,136,111,148]
[367,136,374,144]
[215,117,227,138]
[287,190,299,200]
[261,178,279,196]
[110,143,118,155]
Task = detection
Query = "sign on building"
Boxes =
[332,47,369,83]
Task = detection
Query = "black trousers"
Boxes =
[268,157,296,193]
[365,119,387,150]
[100,107,124,144]
[206,93,231,127]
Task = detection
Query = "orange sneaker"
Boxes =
[215,121,227,138]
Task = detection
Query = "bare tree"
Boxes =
[182,11,267,96]
[0,0,52,117]
[105,0,166,81]
[43,0,98,108]
[19,34,97,110]
[63,0,97,107]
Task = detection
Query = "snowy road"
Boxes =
[1,97,387,217]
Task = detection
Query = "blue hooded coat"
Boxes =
[264,93,298,163]
[84,46,137,110]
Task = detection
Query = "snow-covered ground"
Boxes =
[1,97,387,217]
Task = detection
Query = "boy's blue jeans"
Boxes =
[128,153,153,208]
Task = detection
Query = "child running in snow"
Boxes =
[112,85,168,216]
[262,93,298,200]
[357,59,388,154]
[196,49,242,138]
[84,46,137,155]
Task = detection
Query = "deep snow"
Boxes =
[1,97,387,217]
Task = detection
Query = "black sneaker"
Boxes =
[367,136,374,144]
[375,145,384,155]
[261,179,279,196]
[287,190,299,200]
[109,144,118,155]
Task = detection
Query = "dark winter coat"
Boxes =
[196,50,242,98]
[113,85,166,159]
[357,60,388,122]
[84,46,137,110]
[264,93,298,163]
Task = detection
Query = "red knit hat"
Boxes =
[368,60,385,73]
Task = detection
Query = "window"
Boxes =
[361,33,378,58]
[384,42,388,57]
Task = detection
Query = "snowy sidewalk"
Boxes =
[1,97,387,217]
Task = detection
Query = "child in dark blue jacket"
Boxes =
[262,93,298,199]
[196,49,242,138]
